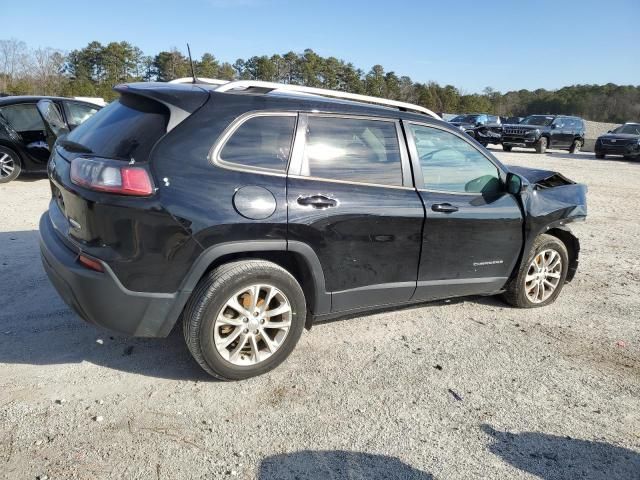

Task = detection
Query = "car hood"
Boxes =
[503,123,541,130]
[508,165,574,186]
[598,133,639,141]
[508,164,587,229]
[449,121,478,128]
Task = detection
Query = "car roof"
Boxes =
[0,95,98,106]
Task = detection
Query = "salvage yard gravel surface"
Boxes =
[1,148,639,479]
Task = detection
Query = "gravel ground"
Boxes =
[1,148,639,480]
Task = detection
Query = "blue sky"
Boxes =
[3,0,638,93]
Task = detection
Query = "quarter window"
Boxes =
[219,115,296,172]
[409,124,501,194]
[301,116,403,186]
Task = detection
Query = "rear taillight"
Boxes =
[70,157,153,196]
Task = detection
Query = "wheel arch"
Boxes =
[545,226,580,282]
[174,240,330,330]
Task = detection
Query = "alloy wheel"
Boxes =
[0,152,15,178]
[525,249,562,303]
[214,284,292,366]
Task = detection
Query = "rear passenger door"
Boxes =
[405,122,523,301]
[287,114,425,313]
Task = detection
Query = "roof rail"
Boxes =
[168,77,230,86]
[214,80,440,119]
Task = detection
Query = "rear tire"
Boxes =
[0,146,21,184]
[502,145,512,152]
[182,260,306,380]
[502,234,569,308]
[569,139,582,153]
[534,137,548,154]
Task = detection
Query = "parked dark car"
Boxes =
[39,81,587,380]
[0,96,101,183]
[594,123,640,160]
[448,113,502,147]
[502,115,585,154]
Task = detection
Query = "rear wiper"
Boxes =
[58,139,93,154]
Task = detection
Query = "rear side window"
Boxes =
[301,116,402,186]
[0,104,45,132]
[219,115,296,172]
[66,95,168,161]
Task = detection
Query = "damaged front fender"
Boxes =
[508,165,587,281]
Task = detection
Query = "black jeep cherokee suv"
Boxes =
[502,115,585,154]
[39,82,587,380]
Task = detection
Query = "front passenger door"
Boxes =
[405,123,523,302]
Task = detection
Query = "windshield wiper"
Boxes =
[58,139,93,154]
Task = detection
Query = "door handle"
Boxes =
[431,203,458,213]
[297,195,337,209]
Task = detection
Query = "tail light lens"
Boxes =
[78,254,104,272]
[70,157,154,196]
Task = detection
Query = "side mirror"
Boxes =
[607,130,612,133]
[551,124,558,129]
[506,172,524,195]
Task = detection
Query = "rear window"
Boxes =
[65,95,168,161]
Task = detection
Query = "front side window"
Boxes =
[0,104,45,132]
[219,115,296,172]
[409,124,501,194]
[552,118,566,128]
[301,116,402,186]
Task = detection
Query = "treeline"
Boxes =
[1,39,639,123]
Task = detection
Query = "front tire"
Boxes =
[534,137,548,154]
[0,146,21,184]
[502,234,569,308]
[502,145,512,152]
[182,260,306,380]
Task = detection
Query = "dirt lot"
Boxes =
[1,148,639,480]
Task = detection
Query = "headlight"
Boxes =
[526,129,540,136]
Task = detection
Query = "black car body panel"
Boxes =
[0,96,101,173]
[39,83,588,338]
[502,115,585,151]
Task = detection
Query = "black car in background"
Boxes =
[448,113,502,147]
[0,96,101,183]
[502,115,585,154]
[594,123,640,160]
[39,81,587,380]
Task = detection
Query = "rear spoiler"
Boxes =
[114,82,210,132]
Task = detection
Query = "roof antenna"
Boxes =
[187,43,198,84]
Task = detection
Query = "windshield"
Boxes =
[520,116,554,126]
[450,114,482,124]
[613,124,640,135]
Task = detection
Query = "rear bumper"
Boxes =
[39,212,188,337]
